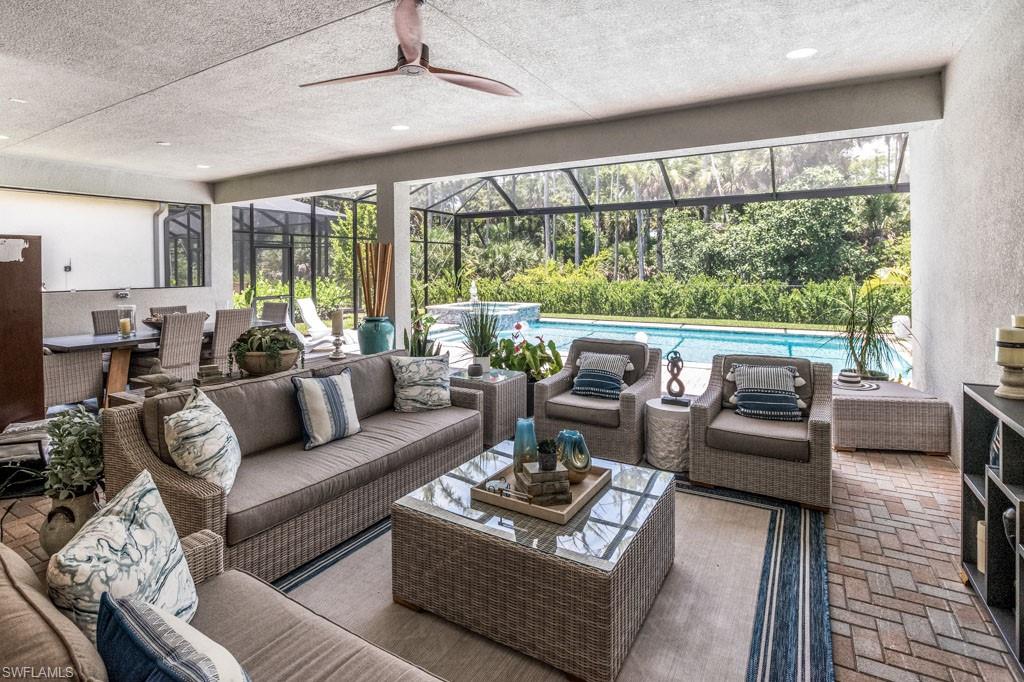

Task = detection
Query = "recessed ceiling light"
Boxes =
[391,124,411,131]
[9,98,27,104]
[786,48,818,60]
[0,135,9,140]
[155,141,172,146]
[196,164,211,169]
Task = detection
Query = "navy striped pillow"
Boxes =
[730,365,804,422]
[572,352,630,400]
[292,370,361,449]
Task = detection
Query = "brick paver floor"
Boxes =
[2,449,1020,680]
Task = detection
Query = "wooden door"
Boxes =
[0,235,44,430]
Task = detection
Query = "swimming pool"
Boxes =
[433,319,912,378]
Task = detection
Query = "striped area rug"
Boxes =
[274,483,832,682]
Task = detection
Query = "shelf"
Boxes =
[964,472,986,505]
[990,604,1017,654]
[965,384,1024,439]
[963,560,986,600]
[987,467,1024,505]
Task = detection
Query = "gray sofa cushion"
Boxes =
[313,350,404,421]
[0,543,108,681]
[192,570,437,681]
[144,368,311,464]
[720,355,814,416]
[566,339,648,386]
[706,410,810,462]
[545,392,621,428]
[225,407,479,545]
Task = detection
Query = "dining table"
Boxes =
[43,319,283,407]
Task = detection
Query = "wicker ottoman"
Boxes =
[392,446,675,682]
[833,381,952,454]
[450,369,527,447]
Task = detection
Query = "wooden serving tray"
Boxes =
[471,464,612,525]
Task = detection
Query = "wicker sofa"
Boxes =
[690,354,833,509]
[102,350,483,582]
[0,530,439,680]
[534,339,661,464]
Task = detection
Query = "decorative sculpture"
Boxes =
[665,350,685,397]
[556,429,592,484]
[513,417,538,473]
[995,314,1024,400]
[135,364,183,397]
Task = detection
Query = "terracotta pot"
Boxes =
[238,349,299,376]
[39,492,98,555]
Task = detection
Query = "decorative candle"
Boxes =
[331,310,343,336]
[118,318,131,336]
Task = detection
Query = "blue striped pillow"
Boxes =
[572,352,630,400]
[729,364,804,422]
[292,370,361,449]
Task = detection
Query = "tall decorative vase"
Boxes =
[513,417,538,473]
[557,430,592,484]
[357,316,395,355]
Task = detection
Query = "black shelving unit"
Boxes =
[962,383,1024,674]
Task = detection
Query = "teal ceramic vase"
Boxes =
[556,429,592,484]
[513,418,539,473]
[357,316,395,355]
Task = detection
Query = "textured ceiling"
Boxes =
[0,0,991,183]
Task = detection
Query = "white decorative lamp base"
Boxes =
[328,336,346,360]
[995,315,1024,400]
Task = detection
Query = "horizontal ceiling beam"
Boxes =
[215,73,941,204]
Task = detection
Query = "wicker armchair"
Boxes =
[534,339,661,464]
[690,354,832,509]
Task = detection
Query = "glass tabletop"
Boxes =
[449,368,521,383]
[395,442,675,571]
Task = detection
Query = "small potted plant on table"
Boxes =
[39,407,104,554]
[491,322,564,415]
[230,327,303,376]
[458,303,499,371]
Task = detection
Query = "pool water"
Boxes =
[433,319,911,378]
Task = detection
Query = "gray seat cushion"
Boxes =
[192,570,437,681]
[225,407,479,544]
[706,410,810,462]
[545,392,621,428]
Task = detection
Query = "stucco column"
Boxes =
[208,203,235,309]
[375,180,412,341]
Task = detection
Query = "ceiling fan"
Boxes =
[300,0,521,97]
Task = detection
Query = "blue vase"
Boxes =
[556,430,592,484]
[513,418,539,473]
[357,316,395,355]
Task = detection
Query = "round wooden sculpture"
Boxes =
[665,350,685,397]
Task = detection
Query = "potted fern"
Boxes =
[457,303,499,371]
[230,327,303,376]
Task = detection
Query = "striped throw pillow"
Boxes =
[572,352,630,400]
[164,388,242,493]
[97,593,250,682]
[729,364,806,422]
[292,370,361,449]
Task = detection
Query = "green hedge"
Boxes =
[475,272,909,326]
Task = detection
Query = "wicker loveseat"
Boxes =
[534,338,661,464]
[0,530,440,680]
[102,350,483,582]
[690,354,833,509]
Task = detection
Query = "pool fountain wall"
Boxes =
[426,301,540,330]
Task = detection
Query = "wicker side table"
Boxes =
[645,397,691,472]
[450,369,527,447]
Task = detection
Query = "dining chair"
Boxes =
[151,311,207,381]
[204,308,253,373]
[150,305,188,317]
[42,348,104,410]
[260,301,289,324]
[295,298,336,353]
[91,309,120,335]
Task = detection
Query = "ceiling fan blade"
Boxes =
[394,0,423,64]
[428,65,522,97]
[300,67,400,88]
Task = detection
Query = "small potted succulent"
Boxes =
[39,407,104,554]
[457,303,499,371]
[229,327,303,376]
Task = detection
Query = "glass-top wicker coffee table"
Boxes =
[391,442,675,682]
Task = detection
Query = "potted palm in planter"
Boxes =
[491,323,564,415]
[229,327,303,376]
[39,407,103,554]
[837,276,903,381]
[458,303,499,371]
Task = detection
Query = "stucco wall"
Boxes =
[910,0,1024,465]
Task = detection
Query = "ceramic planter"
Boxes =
[358,316,395,355]
[473,356,491,372]
[238,349,300,376]
[39,492,98,555]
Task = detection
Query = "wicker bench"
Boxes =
[832,381,951,454]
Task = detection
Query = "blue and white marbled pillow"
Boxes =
[390,354,451,412]
[47,470,198,644]
[164,388,242,494]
